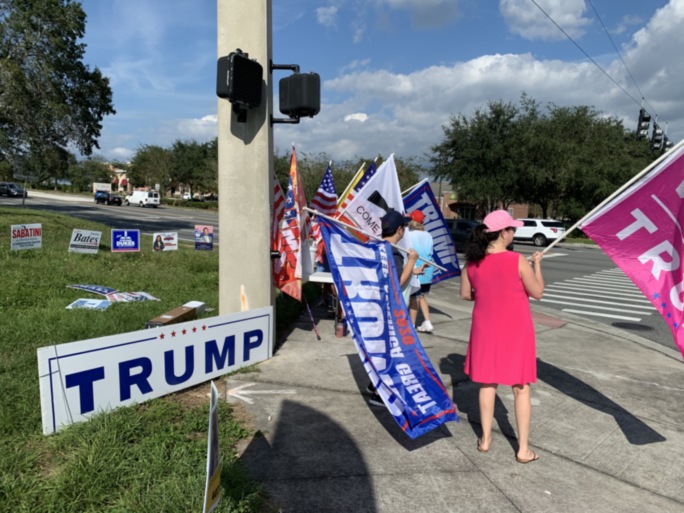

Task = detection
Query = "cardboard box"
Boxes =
[145,305,197,329]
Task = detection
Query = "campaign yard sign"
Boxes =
[111,229,140,252]
[37,306,274,435]
[69,229,102,254]
[11,223,42,251]
[153,232,178,251]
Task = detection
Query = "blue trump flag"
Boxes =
[319,218,458,439]
[403,181,461,283]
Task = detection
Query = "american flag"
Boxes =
[310,164,337,243]
[271,174,286,250]
[337,161,377,217]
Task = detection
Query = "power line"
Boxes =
[586,0,658,119]
[528,0,664,126]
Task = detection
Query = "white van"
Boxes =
[125,190,160,208]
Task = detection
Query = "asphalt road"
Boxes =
[511,242,674,351]
[5,191,675,351]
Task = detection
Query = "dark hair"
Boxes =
[382,225,402,238]
[465,224,501,265]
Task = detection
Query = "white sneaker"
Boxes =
[417,321,434,333]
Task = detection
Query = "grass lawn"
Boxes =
[0,206,314,513]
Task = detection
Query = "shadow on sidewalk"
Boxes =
[239,399,378,513]
[537,359,666,445]
[439,354,665,447]
[347,355,454,451]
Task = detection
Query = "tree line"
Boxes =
[429,94,655,222]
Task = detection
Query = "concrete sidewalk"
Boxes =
[226,279,684,513]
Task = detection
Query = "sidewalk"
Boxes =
[226,279,684,513]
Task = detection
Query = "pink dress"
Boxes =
[464,251,537,386]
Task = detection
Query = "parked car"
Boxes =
[448,218,478,252]
[447,218,515,252]
[0,182,27,198]
[94,191,122,206]
[514,218,566,246]
[125,190,160,208]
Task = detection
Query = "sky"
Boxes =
[79,0,681,165]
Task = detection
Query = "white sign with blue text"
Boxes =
[37,306,274,435]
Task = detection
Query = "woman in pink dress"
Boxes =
[460,210,545,464]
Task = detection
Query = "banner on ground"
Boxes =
[319,218,458,439]
[403,181,461,282]
[581,143,684,358]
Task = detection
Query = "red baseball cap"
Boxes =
[409,210,425,223]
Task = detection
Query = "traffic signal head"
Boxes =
[216,50,263,109]
[651,123,664,151]
[637,108,651,140]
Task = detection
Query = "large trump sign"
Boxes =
[37,307,273,434]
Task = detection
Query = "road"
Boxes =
[3,191,220,244]
[503,242,674,351]
[4,191,675,351]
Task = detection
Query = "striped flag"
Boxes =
[310,164,338,242]
[335,162,378,240]
[272,147,310,301]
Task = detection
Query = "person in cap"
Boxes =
[366,208,425,407]
[407,209,435,333]
[460,210,544,464]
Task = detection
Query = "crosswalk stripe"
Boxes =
[542,293,655,310]
[540,298,651,315]
[561,309,642,322]
[544,286,651,303]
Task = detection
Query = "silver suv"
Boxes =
[514,218,565,246]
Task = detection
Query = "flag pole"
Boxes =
[542,139,684,254]
[304,207,447,272]
[401,178,429,197]
[337,162,366,208]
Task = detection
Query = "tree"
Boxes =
[0,0,115,178]
[430,99,523,214]
[170,139,213,198]
[67,155,110,192]
[129,145,174,195]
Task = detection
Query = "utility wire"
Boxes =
[586,0,658,120]
[528,0,660,123]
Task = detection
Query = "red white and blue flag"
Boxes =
[310,164,338,239]
[335,161,378,233]
[581,142,684,358]
[272,148,310,300]
[319,217,458,439]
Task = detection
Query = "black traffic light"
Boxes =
[217,49,263,121]
[651,123,664,151]
[636,108,651,140]
[663,136,674,153]
[279,72,320,118]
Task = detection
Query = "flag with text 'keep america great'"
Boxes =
[319,218,458,439]
[581,142,684,358]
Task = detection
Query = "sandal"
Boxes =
[515,451,539,464]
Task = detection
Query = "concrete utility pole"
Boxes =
[217,0,274,314]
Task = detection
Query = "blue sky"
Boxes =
[79,0,680,164]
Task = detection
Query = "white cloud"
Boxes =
[176,115,217,139]
[344,113,369,122]
[109,147,135,161]
[499,0,592,41]
[316,6,338,27]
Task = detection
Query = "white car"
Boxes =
[514,218,565,246]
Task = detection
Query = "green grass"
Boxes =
[0,206,316,513]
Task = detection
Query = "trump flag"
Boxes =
[581,142,684,358]
[403,181,461,283]
[319,218,458,439]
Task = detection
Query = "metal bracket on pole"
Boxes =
[270,61,301,125]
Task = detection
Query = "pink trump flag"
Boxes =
[581,142,684,358]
